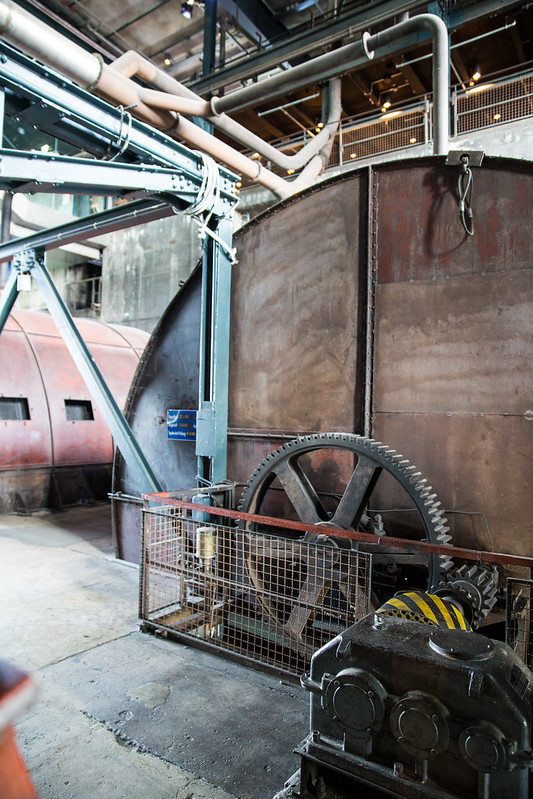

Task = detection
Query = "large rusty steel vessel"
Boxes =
[0,309,148,513]
[113,155,532,596]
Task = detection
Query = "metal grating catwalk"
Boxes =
[140,503,371,675]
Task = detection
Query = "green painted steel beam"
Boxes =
[14,247,163,494]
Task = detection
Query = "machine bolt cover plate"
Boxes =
[390,691,450,758]
[458,722,506,772]
[324,668,386,738]
[429,629,495,661]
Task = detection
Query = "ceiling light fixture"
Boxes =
[410,137,417,143]
[381,93,392,112]
[493,113,501,120]
[163,54,172,67]
[181,1,193,19]
[466,83,493,95]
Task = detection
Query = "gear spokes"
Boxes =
[238,433,455,651]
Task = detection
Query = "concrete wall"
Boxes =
[99,213,202,333]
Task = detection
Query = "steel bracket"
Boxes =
[445,150,485,167]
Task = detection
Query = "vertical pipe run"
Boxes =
[366,14,449,154]
[203,0,218,78]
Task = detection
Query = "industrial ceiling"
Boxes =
[11,0,533,147]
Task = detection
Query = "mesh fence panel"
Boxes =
[141,504,372,675]
[456,75,533,134]
[506,578,532,671]
[340,109,425,163]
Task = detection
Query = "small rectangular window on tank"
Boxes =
[64,399,94,421]
[0,397,30,420]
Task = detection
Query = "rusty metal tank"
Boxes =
[113,155,533,565]
[0,309,148,513]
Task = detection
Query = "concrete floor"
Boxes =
[0,505,307,799]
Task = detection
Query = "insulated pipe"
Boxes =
[211,13,449,154]
[367,14,449,155]
[110,50,342,172]
[0,0,290,197]
[0,0,100,87]
[170,116,291,198]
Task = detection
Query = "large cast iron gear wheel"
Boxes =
[238,434,454,651]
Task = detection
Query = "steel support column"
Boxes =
[197,216,233,485]
[0,32,238,492]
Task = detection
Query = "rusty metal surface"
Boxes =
[373,272,531,415]
[229,173,366,437]
[372,159,533,558]
[112,270,202,562]
[375,160,533,282]
[29,333,112,466]
[115,157,533,567]
[0,323,52,470]
[0,309,148,513]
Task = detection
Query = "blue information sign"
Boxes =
[167,409,197,441]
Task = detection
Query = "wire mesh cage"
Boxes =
[506,577,532,671]
[140,501,372,675]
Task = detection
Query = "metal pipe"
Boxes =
[210,13,449,153]
[171,116,291,198]
[0,1,290,197]
[286,78,342,192]
[213,38,370,114]
[367,14,449,154]
[0,0,101,87]
[110,50,342,171]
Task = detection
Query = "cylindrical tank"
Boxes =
[113,155,533,564]
[0,309,148,513]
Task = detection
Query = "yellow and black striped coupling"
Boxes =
[376,590,471,631]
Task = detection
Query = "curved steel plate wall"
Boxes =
[114,156,533,562]
[0,309,148,513]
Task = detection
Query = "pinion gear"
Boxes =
[438,563,498,624]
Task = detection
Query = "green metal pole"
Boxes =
[27,248,163,494]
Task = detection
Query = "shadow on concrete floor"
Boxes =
[0,505,306,799]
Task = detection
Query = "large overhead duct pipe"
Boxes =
[109,14,449,156]
[110,50,342,173]
[0,0,291,198]
[212,13,450,154]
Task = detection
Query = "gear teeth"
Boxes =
[439,558,454,573]
[443,563,499,622]
[237,432,454,591]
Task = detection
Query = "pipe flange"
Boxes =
[362,32,375,60]
[209,96,222,117]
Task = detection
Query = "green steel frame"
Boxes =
[0,39,238,494]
